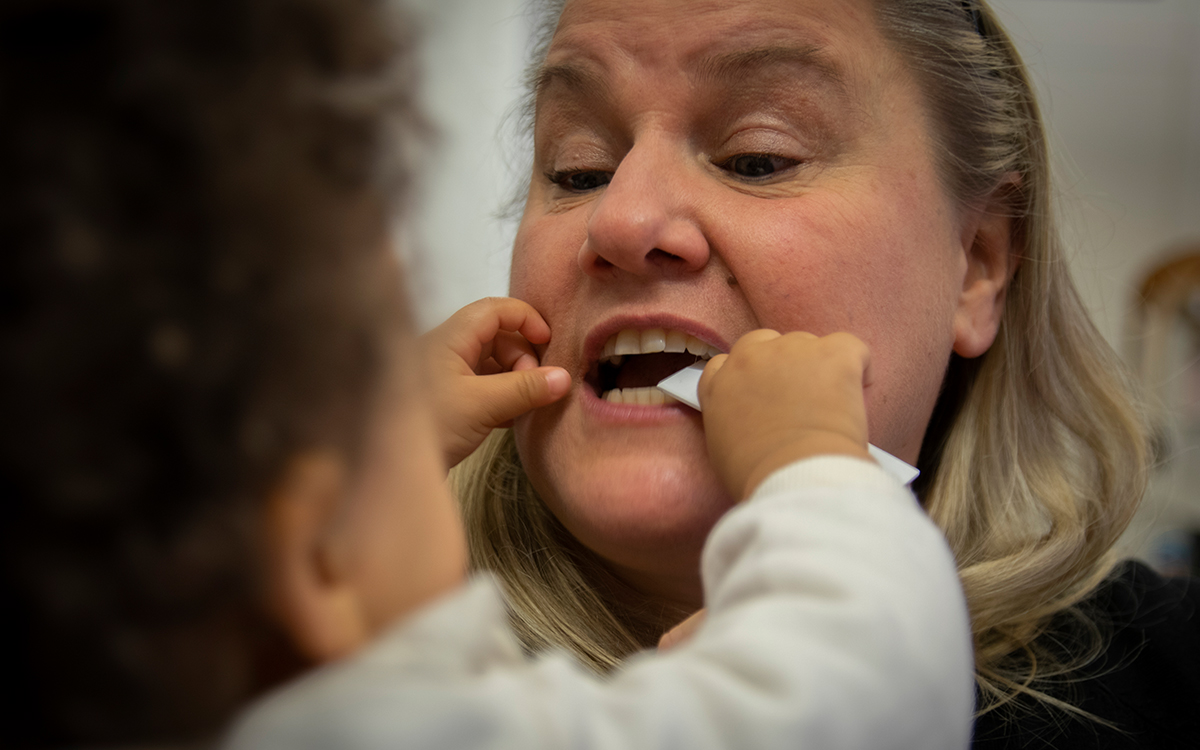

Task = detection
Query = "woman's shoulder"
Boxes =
[1082,560,1199,730]
[971,560,1200,749]
[1095,558,1199,629]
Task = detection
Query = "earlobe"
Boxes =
[263,451,369,663]
[953,182,1021,359]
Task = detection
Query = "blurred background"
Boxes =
[401,0,1200,575]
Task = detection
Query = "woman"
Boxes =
[457,0,1200,745]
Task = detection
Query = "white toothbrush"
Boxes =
[657,362,920,486]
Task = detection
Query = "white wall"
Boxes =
[401,0,531,331]
[992,0,1200,345]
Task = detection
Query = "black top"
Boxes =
[971,561,1200,749]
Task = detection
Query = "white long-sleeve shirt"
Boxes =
[224,456,974,750]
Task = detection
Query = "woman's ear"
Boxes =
[262,451,369,663]
[953,178,1022,358]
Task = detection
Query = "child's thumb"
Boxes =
[474,367,571,427]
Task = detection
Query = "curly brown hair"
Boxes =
[0,0,420,745]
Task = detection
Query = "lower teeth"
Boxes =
[602,387,679,406]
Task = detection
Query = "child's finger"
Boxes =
[822,331,873,389]
[433,298,552,366]
[697,328,782,407]
[469,366,572,429]
[697,353,729,404]
[726,328,782,355]
[492,330,541,373]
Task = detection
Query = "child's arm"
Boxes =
[226,330,973,750]
[659,329,878,649]
[421,297,571,468]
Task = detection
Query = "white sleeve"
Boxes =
[224,456,973,750]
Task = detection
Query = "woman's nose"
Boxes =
[578,143,710,278]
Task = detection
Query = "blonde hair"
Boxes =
[455,0,1151,716]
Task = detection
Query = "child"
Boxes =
[0,0,971,746]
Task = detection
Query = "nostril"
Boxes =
[645,248,684,267]
[578,238,616,275]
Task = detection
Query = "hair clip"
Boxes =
[961,0,985,36]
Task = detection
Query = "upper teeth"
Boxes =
[601,329,721,362]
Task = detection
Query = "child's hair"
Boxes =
[0,0,420,744]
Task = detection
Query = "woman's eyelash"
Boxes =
[546,169,612,192]
[717,153,801,180]
[545,153,798,192]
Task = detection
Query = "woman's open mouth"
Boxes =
[584,328,721,405]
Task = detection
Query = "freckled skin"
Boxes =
[509,0,976,609]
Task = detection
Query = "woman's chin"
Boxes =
[514,390,735,596]
[531,452,735,586]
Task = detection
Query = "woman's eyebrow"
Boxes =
[694,44,847,95]
[533,44,845,110]
[535,60,611,104]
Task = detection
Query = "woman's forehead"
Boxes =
[546,0,890,102]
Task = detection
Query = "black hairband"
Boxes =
[961,0,985,36]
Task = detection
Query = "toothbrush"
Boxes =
[657,362,920,486]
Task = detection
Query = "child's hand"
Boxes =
[423,298,571,468]
[698,330,872,501]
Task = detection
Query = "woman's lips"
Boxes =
[588,345,712,404]
[581,316,728,367]
[557,315,726,422]
[578,319,726,405]
[599,328,723,360]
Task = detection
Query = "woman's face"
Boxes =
[511,0,982,606]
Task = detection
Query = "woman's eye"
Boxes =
[548,170,612,192]
[720,153,798,179]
